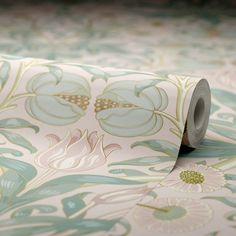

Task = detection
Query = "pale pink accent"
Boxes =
[104,143,121,156]
[88,131,99,149]
[35,129,121,172]
[46,134,61,147]
[35,132,71,168]
[69,129,82,146]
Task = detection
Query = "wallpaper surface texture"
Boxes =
[0,2,235,236]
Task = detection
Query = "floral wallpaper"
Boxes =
[0,1,235,236]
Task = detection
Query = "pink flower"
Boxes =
[35,129,121,172]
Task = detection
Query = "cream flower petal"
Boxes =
[35,132,71,168]
[66,129,92,157]
[35,129,120,172]
[68,136,106,171]
[68,129,82,146]
[134,198,212,233]
[103,143,121,156]
[162,164,225,193]
[46,134,61,147]
[49,131,94,170]
[88,131,99,149]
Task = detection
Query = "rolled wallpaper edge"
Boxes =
[0,55,211,235]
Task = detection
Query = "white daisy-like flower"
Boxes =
[161,164,225,192]
[134,198,212,233]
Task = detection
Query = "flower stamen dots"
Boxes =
[56,94,90,110]
[95,98,136,112]
[180,170,205,184]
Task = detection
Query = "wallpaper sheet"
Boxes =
[0,2,235,236]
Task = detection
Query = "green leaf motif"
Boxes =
[225,174,236,181]
[180,139,236,159]
[225,211,236,222]
[0,156,37,181]
[0,148,22,157]
[0,218,117,236]
[210,103,220,114]
[205,231,220,236]
[0,130,37,153]
[212,89,236,111]
[0,118,39,133]
[47,65,63,84]
[225,184,236,193]
[131,140,178,158]
[81,65,108,82]
[0,216,63,227]
[208,123,236,141]
[11,205,57,219]
[0,216,63,236]
[19,175,142,204]
[0,170,25,202]
[0,157,37,203]
[0,61,10,90]
[0,225,56,236]
[109,169,148,176]
[109,155,174,167]
[62,192,90,217]
[79,64,154,83]
[134,79,165,97]
[203,196,236,208]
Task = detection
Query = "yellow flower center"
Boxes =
[94,98,136,112]
[56,95,90,110]
[179,170,205,184]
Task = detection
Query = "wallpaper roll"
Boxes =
[0,56,211,235]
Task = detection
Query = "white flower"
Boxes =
[134,198,212,233]
[161,164,226,192]
[35,129,121,172]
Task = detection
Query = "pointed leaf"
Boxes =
[203,196,236,208]
[0,170,25,201]
[0,130,37,153]
[60,219,117,236]
[0,118,39,133]
[79,65,107,82]
[212,89,236,111]
[131,140,178,158]
[208,123,236,141]
[11,205,57,218]
[225,211,236,222]
[205,231,219,236]
[48,65,63,84]
[210,103,220,114]
[109,169,148,176]
[0,226,54,236]
[0,148,23,157]
[62,192,90,217]
[0,156,37,181]
[180,139,236,158]
[0,216,63,227]
[225,183,236,193]
[135,79,164,96]
[225,174,236,181]
[0,157,37,201]
[109,156,174,166]
[20,175,142,203]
